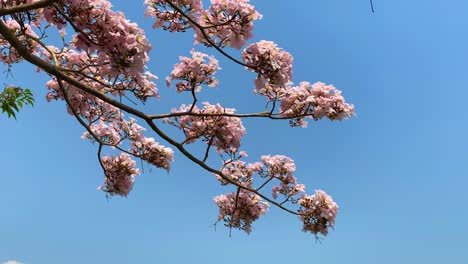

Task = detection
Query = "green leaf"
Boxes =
[0,86,35,120]
[12,103,19,112]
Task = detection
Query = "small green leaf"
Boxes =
[11,103,19,112]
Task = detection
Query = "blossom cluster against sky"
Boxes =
[1,0,468,263]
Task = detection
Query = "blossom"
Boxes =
[131,137,174,171]
[280,82,355,127]
[82,121,122,145]
[242,40,293,99]
[144,0,203,32]
[42,0,158,101]
[217,160,253,187]
[166,50,220,93]
[258,155,305,199]
[99,153,140,197]
[195,0,262,49]
[0,19,40,64]
[261,155,296,175]
[78,112,175,173]
[214,190,269,234]
[298,190,339,236]
[168,102,246,152]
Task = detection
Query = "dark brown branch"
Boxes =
[229,187,242,236]
[188,81,198,112]
[150,110,313,121]
[0,0,57,16]
[203,136,214,162]
[256,176,275,192]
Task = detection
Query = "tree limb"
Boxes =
[0,0,57,16]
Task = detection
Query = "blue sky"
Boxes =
[1,0,468,263]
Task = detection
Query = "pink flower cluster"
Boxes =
[271,175,305,200]
[280,81,355,127]
[217,159,263,187]
[217,154,306,200]
[100,153,140,197]
[169,102,245,152]
[144,0,261,49]
[0,19,40,64]
[214,154,339,236]
[298,190,338,236]
[144,0,203,32]
[258,155,305,199]
[82,117,175,172]
[214,190,269,234]
[42,0,158,101]
[52,0,151,71]
[261,154,296,176]
[131,137,174,171]
[44,48,158,112]
[196,0,262,49]
[166,50,220,93]
[45,76,121,122]
[242,40,293,99]
[85,120,122,145]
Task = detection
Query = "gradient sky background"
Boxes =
[1,0,468,263]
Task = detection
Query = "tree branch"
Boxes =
[0,0,57,16]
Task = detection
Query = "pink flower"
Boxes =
[260,155,307,199]
[195,0,262,49]
[42,0,159,102]
[131,137,174,171]
[298,190,339,236]
[242,41,293,99]
[272,186,279,199]
[99,153,140,197]
[166,50,220,93]
[217,160,253,187]
[82,121,122,145]
[214,190,269,234]
[0,19,40,65]
[145,0,203,32]
[168,102,246,152]
[279,82,355,127]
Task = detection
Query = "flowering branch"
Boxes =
[0,0,353,238]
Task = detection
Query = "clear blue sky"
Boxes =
[1,0,468,263]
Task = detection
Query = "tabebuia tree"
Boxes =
[0,0,355,238]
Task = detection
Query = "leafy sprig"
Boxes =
[0,86,35,119]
